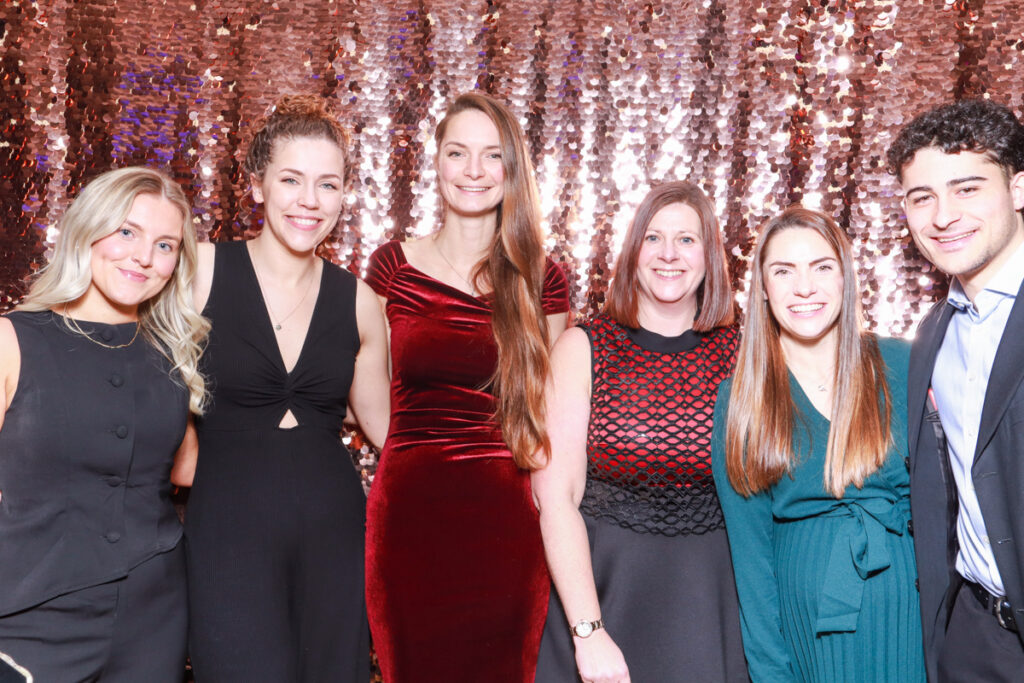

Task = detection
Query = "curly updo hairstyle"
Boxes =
[244,94,351,185]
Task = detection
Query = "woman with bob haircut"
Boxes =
[711,206,924,682]
[533,181,747,683]
[0,166,208,681]
[365,92,569,681]
[182,94,390,682]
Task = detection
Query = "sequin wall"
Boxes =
[3,0,1024,332]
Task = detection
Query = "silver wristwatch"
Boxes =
[571,618,605,638]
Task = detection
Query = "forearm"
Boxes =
[539,499,602,626]
[170,418,198,487]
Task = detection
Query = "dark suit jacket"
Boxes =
[908,281,1024,680]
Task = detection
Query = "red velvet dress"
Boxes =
[365,240,569,682]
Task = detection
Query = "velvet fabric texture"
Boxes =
[365,240,569,682]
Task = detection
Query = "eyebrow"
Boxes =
[766,256,837,268]
[441,141,501,151]
[904,175,988,195]
[645,228,699,235]
[279,168,342,180]
[123,219,182,243]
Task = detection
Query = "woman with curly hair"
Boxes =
[182,95,390,682]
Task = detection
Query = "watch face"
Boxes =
[573,620,594,638]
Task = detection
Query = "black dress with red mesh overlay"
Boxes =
[536,314,749,682]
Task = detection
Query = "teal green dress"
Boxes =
[711,337,925,682]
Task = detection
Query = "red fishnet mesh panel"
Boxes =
[579,315,739,536]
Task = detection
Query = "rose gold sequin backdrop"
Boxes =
[5,0,1024,323]
[2,0,1022,676]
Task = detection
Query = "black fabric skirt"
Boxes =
[536,513,749,682]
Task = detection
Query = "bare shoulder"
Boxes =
[552,325,590,357]
[550,325,591,375]
[196,241,216,267]
[0,317,18,361]
[193,241,216,313]
[355,279,383,322]
[0,316,21,412]
[355,276,374,299]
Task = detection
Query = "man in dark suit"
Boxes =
[888,99,1024,681]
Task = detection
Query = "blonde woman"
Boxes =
[711,207,924,682]
[0,167,207,682]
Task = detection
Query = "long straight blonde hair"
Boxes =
[724,207,891,498]
[434,93,553,470]
[19,167,209,414]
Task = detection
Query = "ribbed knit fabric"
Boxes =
[712,336,926,683]
[773,509,922,682]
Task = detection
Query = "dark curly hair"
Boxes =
[886,99,1024,181]
[244,94,351,184]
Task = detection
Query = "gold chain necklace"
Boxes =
[250,251,317,332]
[62,307,140,349]
[433,235,478,296]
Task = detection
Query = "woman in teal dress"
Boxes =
[711,206,925,682]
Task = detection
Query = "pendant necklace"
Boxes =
[434,235,478,296]
[251,254,317,331]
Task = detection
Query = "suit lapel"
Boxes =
[974,277,1024,462]
[909,301,954,461]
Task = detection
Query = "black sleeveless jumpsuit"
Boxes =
[185,241,368,682]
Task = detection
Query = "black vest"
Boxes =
[0,311,187,616]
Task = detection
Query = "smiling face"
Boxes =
[762,227,844,349]
[635,202,707,324]
[252,135,346,255]
[77,192,184,321]
[436,108,505,219]
[902,147,1024,299]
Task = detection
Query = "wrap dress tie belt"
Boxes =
[788,498,912,635]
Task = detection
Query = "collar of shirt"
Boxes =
[946,240,1024,319]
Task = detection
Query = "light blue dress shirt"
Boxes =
[931,241,1024,597]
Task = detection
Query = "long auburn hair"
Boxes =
[435,93,552,470]
[19,167,209,414]
[604,180,735,330]
[724,206,891,498]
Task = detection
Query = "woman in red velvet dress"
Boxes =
[365,92,569,682]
